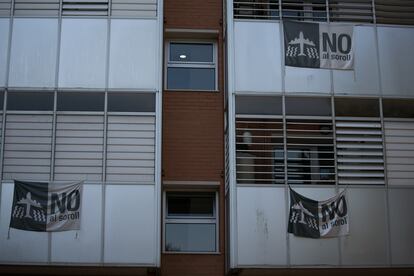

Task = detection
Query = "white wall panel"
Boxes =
[378,27,414,96]
[289,187,339,266]
[340,188,388,266]
[0,183,49,263]
[106,115,155,183]
[109,19,157,90]
[104,185,156,264]
[3,115,53,181]
[54,115,104,181]
[388,188,414,265]
[236,186,287,266]
[59,19,107,89]
[9,19,58,88]
[333,26,380,95]
[285,67,331,94]
[234,21,282,93]
[51,184,102,263]
[0,19,9,87]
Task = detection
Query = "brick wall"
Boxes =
[162,0,225,273]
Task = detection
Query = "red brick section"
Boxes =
[162,0,225,274]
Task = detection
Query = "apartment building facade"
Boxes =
[0,0,413,275]
[225,0,414,275]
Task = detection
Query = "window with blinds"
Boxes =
[111,0,157,17]
[285,97,334,185]
[335,98,385,185]
[233,0,413,25]
[13,0,60,16]
[329,0,373,23]
[383,99,414,186]
[236,117,284,184]
[282,0,327,22]
[286,118,335,184]
[0,0,11,16]
[234,0,280,20]
[3,93,54,181]
[62,0,109,16]
[375,0,414,25]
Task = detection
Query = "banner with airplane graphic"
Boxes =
[284,21,354,70]
[10,180,82,232]
[288,187,349,238]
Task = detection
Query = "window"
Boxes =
[7,92,54,111]
[57,92,105,111]
[164,192,217,253]
[166,42,217,91]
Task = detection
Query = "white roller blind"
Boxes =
[14,0,60,16]
[336,117,385,185]
[62,0,109,16]
[0,0,12,16]
[54,114,104,181]
[3,114,53,181]
[384,120,414,186]
[106,115,155,183]
[111,0,157,17]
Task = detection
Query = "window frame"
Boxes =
[163,190,219,254]
[165,40,218,92]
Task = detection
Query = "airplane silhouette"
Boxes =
[291,201,314,224]
[288,31,315,57]
[17,192,42,219]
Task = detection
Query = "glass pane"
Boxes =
[165,223,216,252]
[383,99,414,118]
[7,92,54,111]
[236,96,282,115]
[286,97,332,116]
[167,67,215,90]
[335,98,379,117]
[170,43,213,62]
[0,19,10,87]
[167,193,215,217]
[0,91,4,110]
[108,92,155,112]
[57,92,104,111]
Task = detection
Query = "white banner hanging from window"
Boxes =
[284,21,354,70]
[288,187,349,238]
[10,180,83,232]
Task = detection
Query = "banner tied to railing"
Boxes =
[288,187,349,238]
[10,180,82,232]
[284,21,354,70]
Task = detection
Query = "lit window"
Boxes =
[164,192,217,252]
[166,42,216,91]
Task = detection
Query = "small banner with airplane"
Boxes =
[284,21,354,70]
[288,187,349,238]
[10,180,82,232]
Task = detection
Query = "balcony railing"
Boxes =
[234,0,414,25]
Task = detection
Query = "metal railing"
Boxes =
[234,0,414,25]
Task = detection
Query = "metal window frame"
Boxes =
[165,40,218,92]
[163,190,220,254]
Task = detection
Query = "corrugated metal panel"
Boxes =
[62,0,108,16]
[336,117,385,185]
[111,0,157,17]
[0,0,11,16]
[106,115,155,183]
[384,120,414,186]
[3,114,53,181]
[54,115,104,181]
[375,0,414,25]
[14,0,60,16]
[235,118,284,184]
